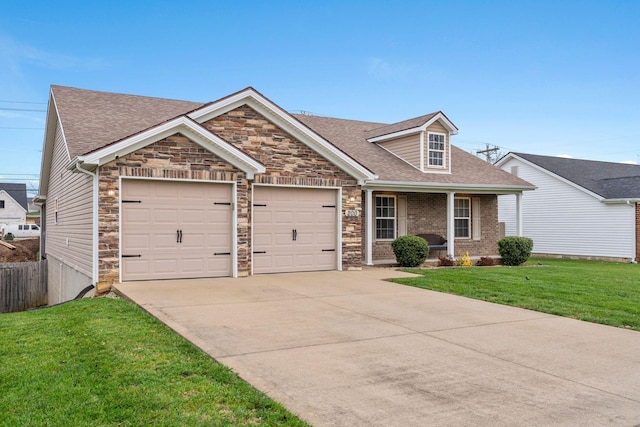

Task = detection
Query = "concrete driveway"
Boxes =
[115,269,640,426]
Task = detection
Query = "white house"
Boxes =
[0,183,28,224]
[497,152,640,262]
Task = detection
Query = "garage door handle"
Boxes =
[177,229,183,243]
[292,229,297,241]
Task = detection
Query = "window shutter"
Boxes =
[472,198,481,241]
[398,195,407,237]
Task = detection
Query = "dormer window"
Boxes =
[428,133,446,167]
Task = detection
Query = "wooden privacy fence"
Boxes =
[0,260,48,313]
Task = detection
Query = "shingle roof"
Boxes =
[0,183,28,210]
[364,112,440,139]
[294,114,532,187]
[49,85,532,189]
[51,85,203,158]
[512,152,640,199]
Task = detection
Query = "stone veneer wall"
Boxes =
[97,135,246,291]
[202,105,362,271]
[366,192,500,261]
[96,105,363,290]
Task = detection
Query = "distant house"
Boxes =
[37,85,533,304]
[497,152,640,262]
[0,183,28,224]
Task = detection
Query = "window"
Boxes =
[375,196,396,240]
[0,200,4,208]
[428,133,445,167]
[54,198,59,224]
[454,198,471,238]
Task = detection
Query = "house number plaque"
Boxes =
[344,210,360,217]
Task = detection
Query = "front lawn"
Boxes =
[0,298,307,426]
[394,257,640,331]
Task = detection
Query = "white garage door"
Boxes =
[253,186,338,274]
[121,179,233,281]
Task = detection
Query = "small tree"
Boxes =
[391,235,429,267]
[498,236,533,266]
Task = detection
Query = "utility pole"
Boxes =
[476,143,500,163]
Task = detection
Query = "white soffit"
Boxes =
[78,116,266,179]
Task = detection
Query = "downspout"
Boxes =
[74,161,99,287]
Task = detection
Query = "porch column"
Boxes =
[365,189,373,265]
[446,191,455,257]
[516,193,523,237]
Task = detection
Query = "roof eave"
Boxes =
[188,87,376,183]
[363,180,535,194]
[79,116,266,179]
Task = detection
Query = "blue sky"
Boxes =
[1,1,639,195]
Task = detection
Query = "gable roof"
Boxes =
[0,183,28,210]
[365,111,458,141]
[294,115,533,192]
[42,85,532,194]
[502,152,640,200]
[51,85,203,158]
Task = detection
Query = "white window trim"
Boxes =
[375,195,396,241]
[427,132,447,169]
[454,197,471,239]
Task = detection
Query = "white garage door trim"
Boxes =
[251,184,342,274]
[118,177,238,282]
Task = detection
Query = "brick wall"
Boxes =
[366,192,500,262]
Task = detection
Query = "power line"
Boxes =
[0,107,46,112]
[0,100,46,105]
[0,127,44,130]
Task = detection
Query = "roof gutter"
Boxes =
[602,198,640,205]
[71,159,99,288]
[363,180,536,194]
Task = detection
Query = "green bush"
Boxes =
[392,235,429,267]
[498,236,533,266]
[4,232,14,241]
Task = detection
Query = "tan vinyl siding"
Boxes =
[45,120,93,277]
[379,134,421,169]
[424,121,449,171]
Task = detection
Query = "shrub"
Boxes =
[477,256,495,266]
[4,232,14,241]
[498,236,533,266]
[457,251,472,267]
[438,255,456,267]
[391,235,429,267]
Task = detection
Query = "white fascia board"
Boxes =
[504,154,606,202]
[423,113,458,135]
[78,117,266,179]
[367,113,459,144]
[363,180,535,194]
[189,89,376,183]
[39,91,68,197]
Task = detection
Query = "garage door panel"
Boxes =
[122,180,233,281]
[253,186,337,274]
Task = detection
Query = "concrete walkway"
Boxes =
[115,269,640,426]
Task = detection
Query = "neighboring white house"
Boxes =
[0,183,28,224]
[497,152,640,262]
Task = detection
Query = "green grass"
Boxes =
[394,257,640,331]
[0,298,308,427]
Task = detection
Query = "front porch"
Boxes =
[361,189,523,265]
